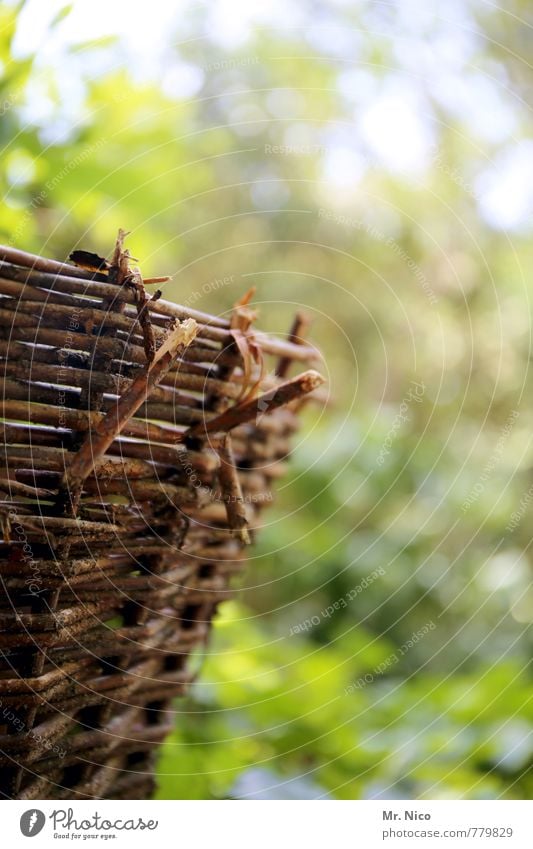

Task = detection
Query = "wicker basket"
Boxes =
[0,231,323,800]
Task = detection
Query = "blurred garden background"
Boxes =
[2,0,533,800]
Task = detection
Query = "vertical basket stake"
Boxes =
[275,311,311,379]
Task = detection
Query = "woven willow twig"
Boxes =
[0,231,325,801]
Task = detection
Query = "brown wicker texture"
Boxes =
[0,232,324,800]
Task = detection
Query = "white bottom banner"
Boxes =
[3,800,533,848]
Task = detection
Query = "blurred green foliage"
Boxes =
[2,0,533,799]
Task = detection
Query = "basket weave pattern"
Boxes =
[0,233,323,800]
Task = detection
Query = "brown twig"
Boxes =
[185,369,325,439]
[57,318,198,514]
[109,228,130,285]
[229,287,265,403]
